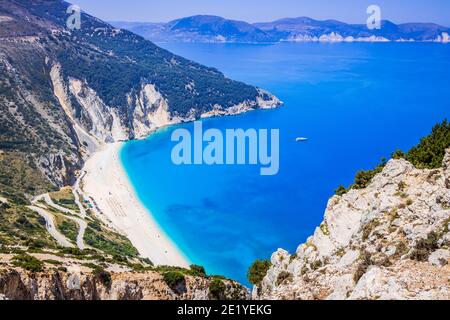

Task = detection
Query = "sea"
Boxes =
[120,42,450,286]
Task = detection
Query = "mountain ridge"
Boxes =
[111,15,450,43]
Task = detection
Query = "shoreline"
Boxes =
[81,142,190,267]
[77,97,282,268]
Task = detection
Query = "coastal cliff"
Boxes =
[0,0,281,190]
[252,148,450,300]
[0,264,248,300]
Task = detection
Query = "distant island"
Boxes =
[111,15,450,43]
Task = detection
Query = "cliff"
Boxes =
[0,264,248,300]
[0,0,281,193]
[253,149,450,300]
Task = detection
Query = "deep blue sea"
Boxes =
[121,42,450,286]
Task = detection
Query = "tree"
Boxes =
[209,278,226,300]
[190,264,206,277]
[163,271,185,291]
[247,259,271,286]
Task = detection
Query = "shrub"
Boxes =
[60,247,85,256]
[353,252,372,283]
[90,265,112,287]
[406,120,450,169]
[410,232,440,261]
[163,271,186,291]
[141,257,153,266]
[209,278,226,300]
[392,149,405,159]
[276,271,293,286]
[397,181,407,192]
[44,260,62,266]
[334,159,386,196]
[362,219,381,241]
[353,159,387,189]
[395,241,409,258]
[289,253,298,263]
[82,263,112,287]
[247,259,271,286]
[189,264,206,277]
[335,185,348,196]
[95,269,112,287]
[12,254,44,272]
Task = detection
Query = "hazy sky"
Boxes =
[73,0,450,26]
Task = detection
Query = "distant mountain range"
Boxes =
[111,15,450,43]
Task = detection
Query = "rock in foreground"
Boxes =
[254,150,450,300]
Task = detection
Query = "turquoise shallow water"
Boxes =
[121,42,450,286]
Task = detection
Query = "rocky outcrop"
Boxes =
[254,150,450,300]
[435,32,450,43]
[0,268,248,300]
[49,62,281,160]
[285,33,390,43]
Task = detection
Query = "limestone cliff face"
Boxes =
[49,63,281,159]
[254,150,450,300]
[0,268,248,301]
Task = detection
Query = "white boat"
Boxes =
[296,137,308,142]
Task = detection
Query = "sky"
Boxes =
[72,0,450,26]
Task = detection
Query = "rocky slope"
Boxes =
[253,150,450,300]
[0,263,248,300]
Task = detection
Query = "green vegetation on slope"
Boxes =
[162,271,186,291]
[404,120,450,169]
[11,253,44,272]
[53,214,78,244]
[335,158,387,196]
[84,212,139,258]
[49,188,79,213]
[247,259,272,286]
[209,278,227,300]
[0,202,58,249]
[0,151,55,205]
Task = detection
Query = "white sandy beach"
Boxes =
[81,143,189,267]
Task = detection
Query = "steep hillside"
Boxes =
[0,0,280,196]
[251,122,450,300]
